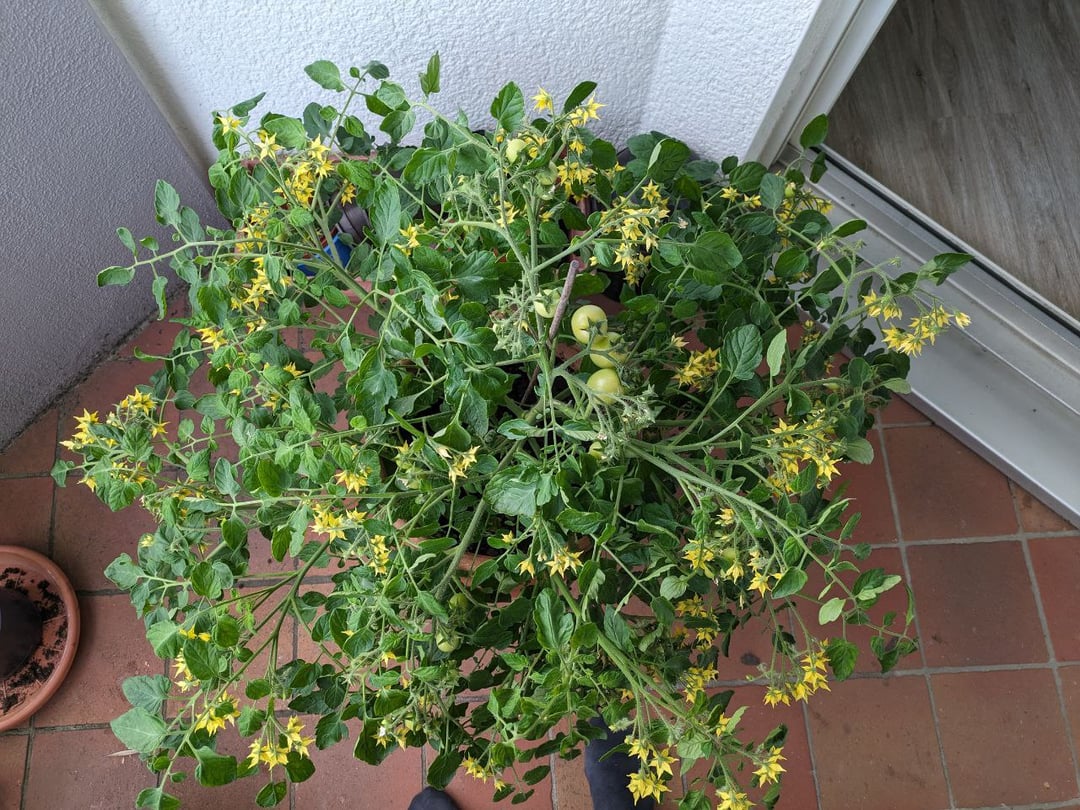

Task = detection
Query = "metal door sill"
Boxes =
[779,145,1080,526]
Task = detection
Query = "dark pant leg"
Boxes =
[584,718,656,810]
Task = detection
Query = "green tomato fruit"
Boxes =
[435,630,461,653]
[505,138,527,163]
[587,441,605,460]
[586,368,623,403]
[571,304,608,344]
[536,164,559,186]
[448,593,469,614]
[588,333,627,368]
[532,290,560,319]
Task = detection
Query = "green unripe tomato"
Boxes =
[536,164,559,185]
[719,547,739,564]
[587,441,605,460]
[435,630,461,653]
[586,368,623,403]
[505,138,527,163]
[588,333,627,368]
[571,304,608,344]
[532,289,560,319]
[448,593,469,614]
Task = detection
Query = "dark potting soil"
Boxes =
[1,567,68,717]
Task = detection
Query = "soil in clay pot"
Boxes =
[0,562,73,728]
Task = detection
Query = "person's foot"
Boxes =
[584,719,655,810]
[407,787,461,810]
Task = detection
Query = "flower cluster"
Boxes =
[625,737,676,803]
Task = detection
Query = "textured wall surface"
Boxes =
[0,2,215,447]
[91,0,820,164]
[0,0,821,446]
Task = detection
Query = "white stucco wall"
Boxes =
[0,0,822,447]
[0,2,216,448]
[91,0,821,165]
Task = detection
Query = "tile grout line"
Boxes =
[876,418,958,810]
[1011,485,1080,799]
[19,720,33,810]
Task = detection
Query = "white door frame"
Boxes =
[748,0,897,166]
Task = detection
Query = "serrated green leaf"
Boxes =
[194,747,237,787]
[305,60,345,91]
[818,597,845,625]
[154,180,180,225]
[556,509,605,534]
[723,324,762,381]
[825,637,858,679]
[486,475,537,521]
[766,329,787,378]
[770,566,808,598]
[98,265,136,287]
[562,80,597,113]
[136,788,180,810]
[490,82,525,132]
[111,707,167,755]
[151,275,168,319]
[122,675,171,714]
[800,113,829,148]
[843,437,875,464]
[759,172,786,209]
[419,52,440,95]
[371,180,402,247]
[255,781,287,807]
[647,138,691,183]
[261,116,307,149]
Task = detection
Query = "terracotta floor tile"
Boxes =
[34,593,158,727]
[167,725,278,809]
[834,431,897,544]
[52,477,156,591]
[1015,483,1077,534]
[716,612,775,684]
[0,477,53,554]
[0,409,57,476]
[885,425,1017,540]
[0,733,28,807]
[906,541,1046,666]
[878,395,929,426]
[806,675,948,810]
[721,686,816,809]
[23,726,154,810]
[933,668,1077,806]
[1029,535,1080,662]
[294,741,423,808]
[64,359,153,426]
[551,747,592,810]
[804,547,918,674]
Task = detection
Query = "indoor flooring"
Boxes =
[828,0,1080,321]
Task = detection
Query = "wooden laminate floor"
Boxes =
[827,0,1080,321]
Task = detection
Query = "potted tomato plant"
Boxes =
[55,56,969,809]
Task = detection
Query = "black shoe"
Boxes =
[584,718,656,810]
[407,787,461,810]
